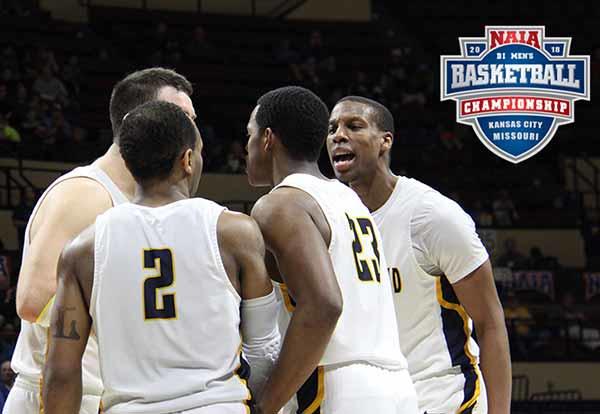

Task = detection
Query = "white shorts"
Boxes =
[173,402,251,414]
[3,375,101,414]
[283,362,418,414]
[414,368,487,414]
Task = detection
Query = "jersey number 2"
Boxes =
[143,249,177,320]
[346,214,381,282]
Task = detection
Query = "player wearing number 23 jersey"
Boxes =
[246,86,418,414]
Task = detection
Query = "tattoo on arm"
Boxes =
[53,306,81,340]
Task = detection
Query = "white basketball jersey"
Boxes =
[12,163,127,396]
[91,199,250,414]
[371,177,482,407]
[272,174,406,370]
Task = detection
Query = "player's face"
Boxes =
[245,105,272,186]
[327,101,383,184]
[156,86,197,122]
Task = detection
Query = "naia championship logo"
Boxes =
[441,26,590,163]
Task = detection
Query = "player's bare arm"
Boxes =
[218,211,280,399]
[217,210,273,299]
[453,260,511,414]
[16,178,113,322]
[251,189,343,414]
[43,225,95,414]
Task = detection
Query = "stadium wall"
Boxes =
[513,362,600,399]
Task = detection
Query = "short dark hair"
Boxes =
[109,67,193,139]
[337,96,394,135]
[119,101,198,182]
[256,86,329,162]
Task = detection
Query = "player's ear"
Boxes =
[182,148,193,176]
[263,127,274,153]
[379,132,393,158]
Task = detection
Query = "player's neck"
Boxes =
[95,144,136,200]
[272,157,325,187]
[133,181,190,207]
[349,166,397,212]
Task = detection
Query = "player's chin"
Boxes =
[331,163,357,184]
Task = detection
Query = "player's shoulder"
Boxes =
[218,210,264,252]
[413,184,474,232]
[32,174,114,235]
[44,173,113,212]
[252,187,317,225]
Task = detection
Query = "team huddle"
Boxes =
[4,68,511,414]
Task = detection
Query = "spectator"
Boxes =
[21,95,44,144]
[504,291,533,358]
[555,291,593,350]
[185,26,216,61]
[32,65,69,106]
[0,324,16,363]
[273,38,302,81]
[12,187,36,250]
[152,22,170,51]
[0,83,10,111]
[470,199,494,227]
[0,46,19,75]
[347,71,372,97]
[62,55,82,96]
[0,360,13,400]
[438,123,464,151]
[493,189,519,226]
[35,48,59,75]
[48,108,73,145]
[220,140,246,174]
[401,76,427,107]
[525,247,544,269]
[13,82,28,121]
[584,225,600,269]
[0,112,20,144]
[387,47,408,83]
[496,238,526,269]
[300,58,327,97]
[63,126,93,162]
[0,68,18,84]
[302,30,335,74]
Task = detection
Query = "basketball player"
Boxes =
[245,86,418,414]
[326,96,511,414]
[6,68,197,414]
[43,101,280,414]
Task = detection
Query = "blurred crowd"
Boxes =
[1,2,600,367]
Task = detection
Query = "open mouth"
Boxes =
[332,151,356,173]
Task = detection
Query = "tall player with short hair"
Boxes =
[327,96,511,414]
[246,86,417,414]
[6,67,197,414]
[43,101,279,414]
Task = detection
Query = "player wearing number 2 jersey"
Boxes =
[6,67,196,414]
[245,86,417,414]
[43,101,280,414]
[326,96,511,414]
